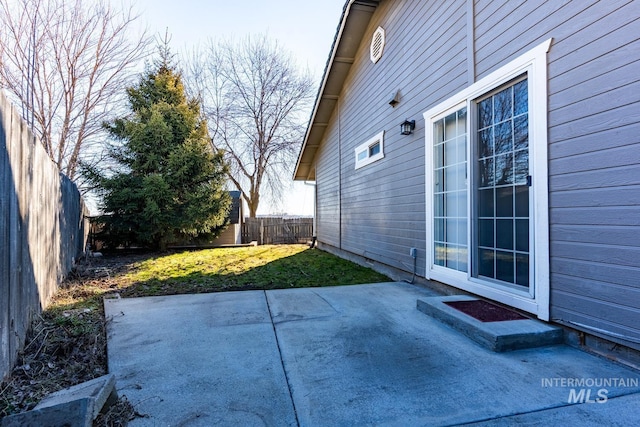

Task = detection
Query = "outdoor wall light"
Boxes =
[388,89,400,107]
[400,119,415,135]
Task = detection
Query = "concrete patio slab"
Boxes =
[104,292,296,426]
[464,392,640,426]
[105,283,640,426]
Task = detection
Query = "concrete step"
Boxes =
[1,374,117,427]
[417,295,563,352]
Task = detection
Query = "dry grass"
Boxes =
[0,253,146,421]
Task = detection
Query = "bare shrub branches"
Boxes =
[0,0,151,180]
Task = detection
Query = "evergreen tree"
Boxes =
[86,50,230,250]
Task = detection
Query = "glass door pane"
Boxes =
[433,107,467,272]
[474,79,530,288]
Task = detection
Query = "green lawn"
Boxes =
[51,245,390,312]
[116,244,390,296]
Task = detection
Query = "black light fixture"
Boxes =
[400,119,415,135]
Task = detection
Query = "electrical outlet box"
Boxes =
[410,247,417,258]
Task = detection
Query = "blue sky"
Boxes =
[133,0,346,216]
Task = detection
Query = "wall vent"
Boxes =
[370,26,385,64]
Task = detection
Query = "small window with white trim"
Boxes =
[355,131,385,169]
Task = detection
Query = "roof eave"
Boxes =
[293,0,380,181]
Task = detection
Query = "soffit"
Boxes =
[293,0,379,181]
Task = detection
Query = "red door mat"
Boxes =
[444,299,528,322]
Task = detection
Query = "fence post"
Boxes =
[260,220,264,245]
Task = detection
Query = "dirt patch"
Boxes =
[0,253,152,424]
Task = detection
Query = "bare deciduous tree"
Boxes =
[188,36,315,217]
[0,0,150,180]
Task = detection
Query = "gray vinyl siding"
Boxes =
[315,113,341,248]
[474,0,640,348]
[545,0,640,349]
[312,0,640,349]
[316,0,468,277]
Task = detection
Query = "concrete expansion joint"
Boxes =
[264,290,301,427]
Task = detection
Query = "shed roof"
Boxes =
[293,0,380,181]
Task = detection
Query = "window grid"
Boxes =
[434,107,468,272]
[475,79,529,287]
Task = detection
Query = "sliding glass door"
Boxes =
[424,39,552,317]
[430,78,531,293]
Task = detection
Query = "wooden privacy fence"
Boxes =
[242,217,313,245]
[0,90,89,380]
